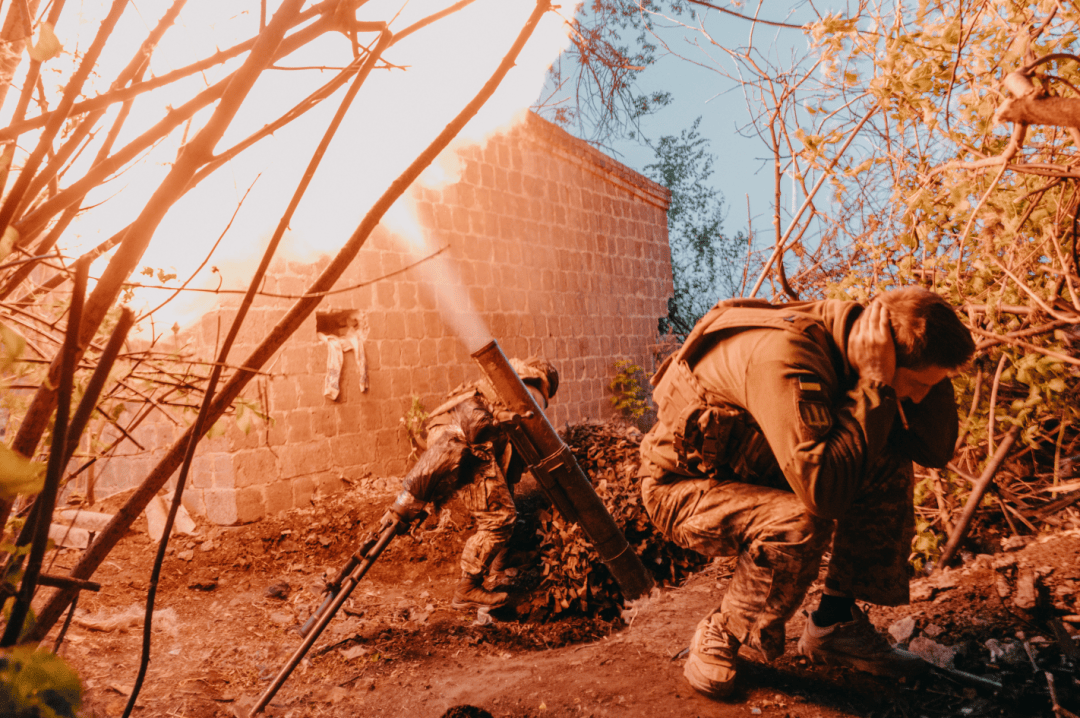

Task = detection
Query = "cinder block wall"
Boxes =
[95,113,673,524]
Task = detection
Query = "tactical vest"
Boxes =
[651,298,836,477]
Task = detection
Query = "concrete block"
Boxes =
[462,159,480,185]
[49,523,89,550]
[418,338,438,366]
[233,449,278,488]
[315,473,347,497]
[452,206,470,234]
[292,475,316,507]
[227,420,260,452]
[379,339,402,369]
[189,455,214,489]
[376,281,395,310]
[385,312,406,341]
[454,183,475,208]
[264,480,293,516]
[311,407,337,438]
[480,163,495,189]
[144,494,198,541]
[234,487,266,525]
[399,341,420,369]
[296,374,324,409]
[177,488,203,518]
[398,282,418,311]
[279,440,332,480]
[286,410,313,444]
[272,377,299,412]
[329,433,367,466]
[366,310,386,341]
[436,337,457,364]
[212,452,236,488]
[405,311,425,340]
[55,510,113,533]
[434,204,453,231]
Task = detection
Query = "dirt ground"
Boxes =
[40,459,1080,718]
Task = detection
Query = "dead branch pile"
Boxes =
[512,421,705,622]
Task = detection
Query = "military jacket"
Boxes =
[402,382,523,506]
[640,299,958,520]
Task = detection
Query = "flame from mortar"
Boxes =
[7,2,569,338]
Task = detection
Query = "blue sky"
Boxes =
[554,3,826,240]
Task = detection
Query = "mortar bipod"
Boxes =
[235,514,409,717]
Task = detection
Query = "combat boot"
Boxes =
[451,572,508,610]
[683,612,739,699]
[798,605,927,676]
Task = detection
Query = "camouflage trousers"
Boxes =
[457,460,516,577]
[640,453,914,661]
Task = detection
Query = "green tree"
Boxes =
[536,1,691,149]
[645,117,747,336]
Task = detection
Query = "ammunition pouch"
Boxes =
[653,358,743,473]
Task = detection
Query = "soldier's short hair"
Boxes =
[876,287,975,369]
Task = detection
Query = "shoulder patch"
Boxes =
[798,400,833,438]
[794,374,832,439]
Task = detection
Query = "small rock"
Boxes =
[923,623,944,638]
[888,616,917,644]
[995,575,1011,599]
[967,554,995,570]
[929,571,960,589]
[992,554,1018,570]
[908,636,959,669]
[1002,535,1030,551]
[188,574,218,592]
[199,540,215,552]
[265,581,291,600]
[986,638,1028,666]
[178,550,194,562]
[340,645,368,660]
[1014,568,1040,610]
[910,583,935,602]
[269,612,293,627]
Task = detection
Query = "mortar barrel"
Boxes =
[471,340,654,601]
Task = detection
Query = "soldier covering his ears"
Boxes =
[387,357,560,610]
[639,288,975,698]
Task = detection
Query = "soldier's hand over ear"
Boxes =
[848,301,896,386]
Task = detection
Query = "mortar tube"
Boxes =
[471,340,654,601]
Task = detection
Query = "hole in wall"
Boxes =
[315,309,360,337]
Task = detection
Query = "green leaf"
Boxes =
[0,444,44,502]
[0,645,82,717]
[0,323,25,371]
[28,23,62,63]
[0,227,17,262]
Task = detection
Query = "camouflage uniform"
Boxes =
[640,299,957,660]
[402,385,525,576]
